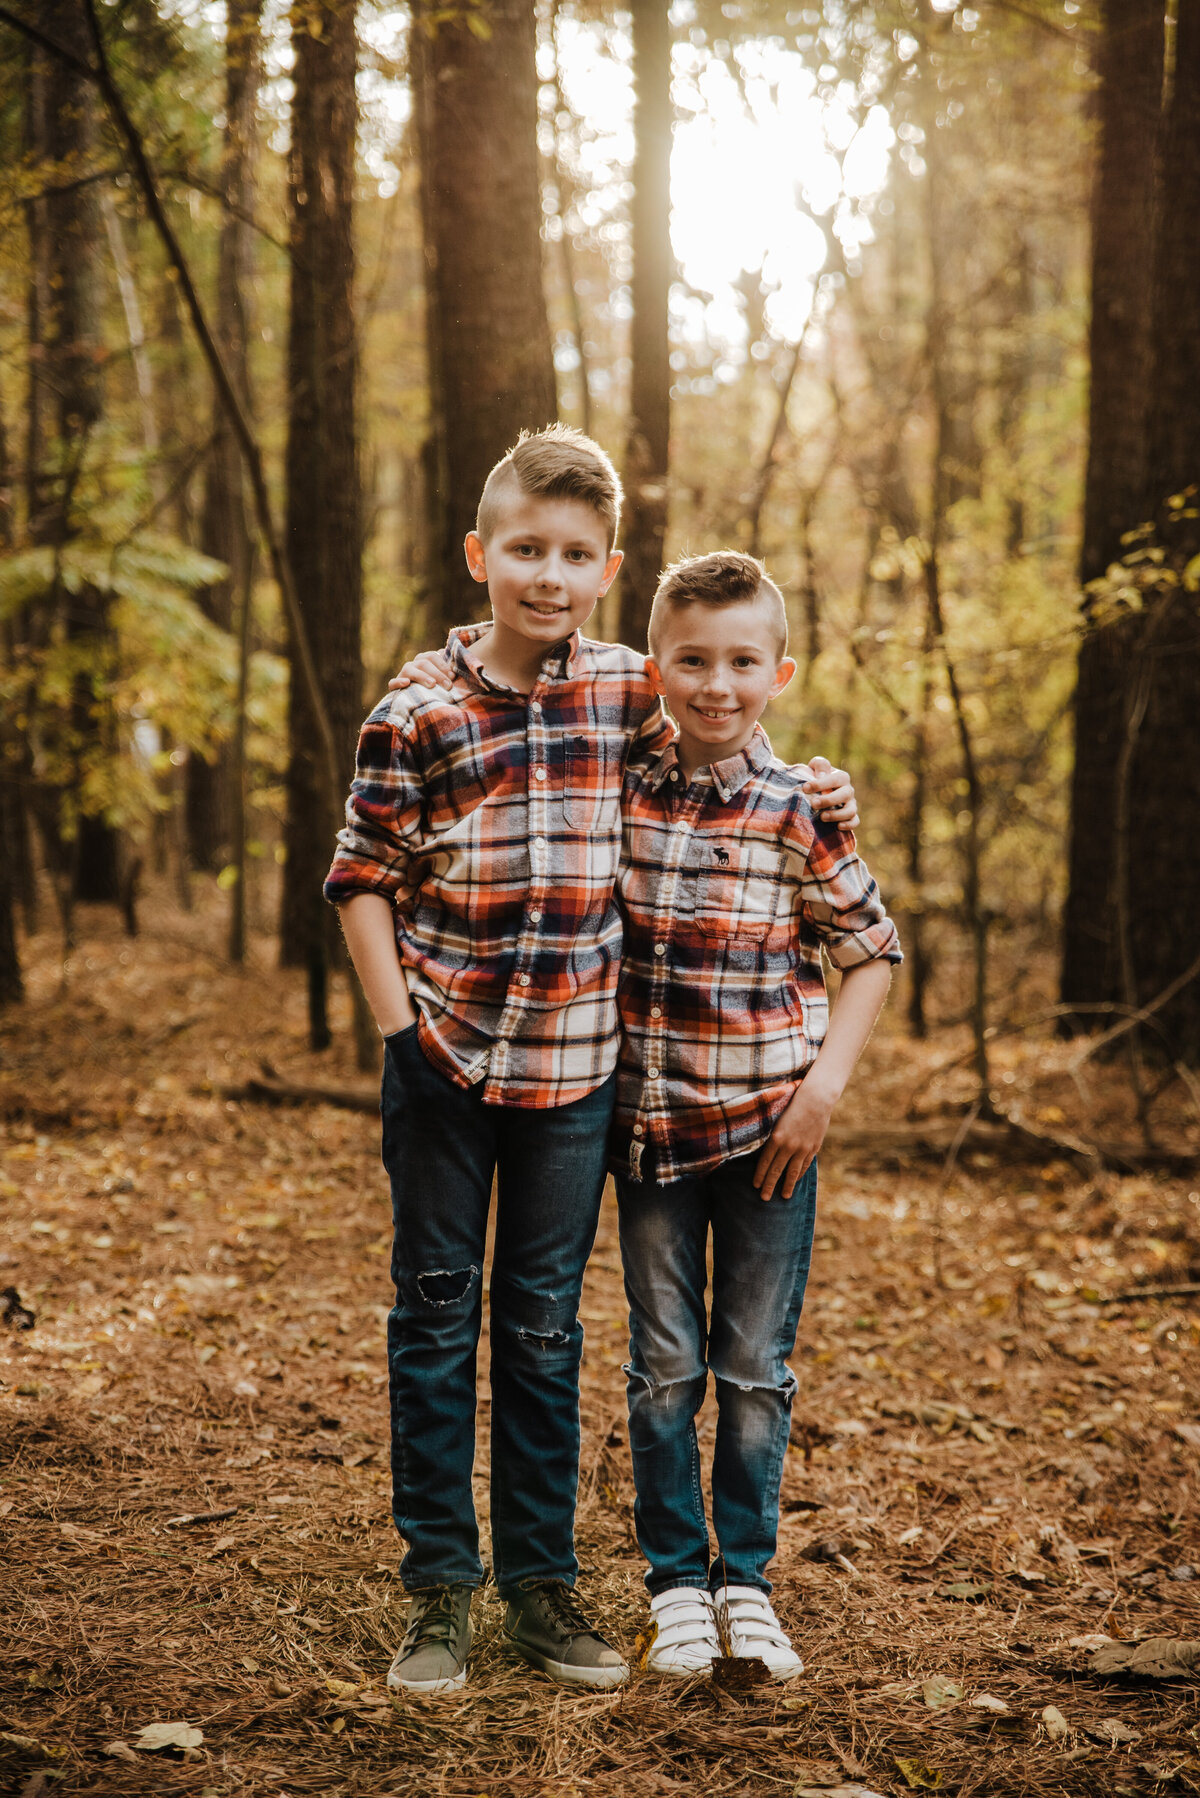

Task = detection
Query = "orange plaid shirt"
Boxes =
[612,727,902,1182]
[324,627,670,1108]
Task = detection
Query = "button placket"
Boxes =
[509,684,552,1016]
[640,791,693,1120]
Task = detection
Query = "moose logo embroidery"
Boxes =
[712,847,730,868]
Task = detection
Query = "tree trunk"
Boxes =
[411,0,557,639]
[188,0,262,874]
[27,0,119,909]
[1061,0,1163,1021]
[1120,2,1200,1062]
[278,0,363,1055]
[617,0,672,652]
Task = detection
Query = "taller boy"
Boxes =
[324,428,652,1694]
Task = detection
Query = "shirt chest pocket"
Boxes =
[560,728,621,830]
[685,836,783,940]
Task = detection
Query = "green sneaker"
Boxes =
[503,1580,628,1689]
[387,1585,474,1696]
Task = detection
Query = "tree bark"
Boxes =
[617,0,672,652]
[411,0,557,639]
[188,0,262,874]
[1061,0,1163,1023]
[26,0,120,909]
[278,0,363,1055]
[1120,1,1200,1062]
[1063,0,1200,1064]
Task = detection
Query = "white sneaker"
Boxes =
[712,1585,804,1681]
[645,1587,721,1676]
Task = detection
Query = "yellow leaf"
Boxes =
[896,1759,944,1790]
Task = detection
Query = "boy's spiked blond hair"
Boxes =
[648,550,788,659]
[476,425,623,550]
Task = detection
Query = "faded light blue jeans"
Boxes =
[616,1152,817,1596]
[381,1022,616,1593]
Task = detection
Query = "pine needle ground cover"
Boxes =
[2,890,1199,1797]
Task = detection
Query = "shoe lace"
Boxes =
[525,1579,595,1639]
[406,1587,463,1650]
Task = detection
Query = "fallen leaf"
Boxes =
[1043,1705,1070,1740]
[921,1676,964,1709]
[134,1720,204,1753]
[937,1580,992,1602]
[898,1527,924,1546]
[232,1378,259,1399]
[795,1787,888,1798]
[970,1693,1010,1713]
[1091,1638,1200,1681]
[104,1741,138,1762]
[1086,1719,1141,1746]
[325,1676,359,1698]
[895,1758,944,1790]
[1069,1633,1114,1650]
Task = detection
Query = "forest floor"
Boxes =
[2,881,1200,1798]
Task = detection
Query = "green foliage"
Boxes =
[0,525,242,836]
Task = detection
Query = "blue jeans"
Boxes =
[381,1023,616,1592]
[616,1153,817,1596]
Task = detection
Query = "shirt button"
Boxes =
[534,767,546,781]
[669,770,679,782]
[653,943,666,957]
[648,1068,660,1080]
[633,1124,644,1137]
[529,908,542,923]
[530,700,542,713]
[534,836,546,850]
[517,973,531,987]
[650,1006,662,1019]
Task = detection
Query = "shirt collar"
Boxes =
[446,623,581,693]
[649,724,772,803]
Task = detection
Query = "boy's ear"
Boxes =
[769,657,798,700]
[598,547,623,595]
[644,655,666,696]
[464,532,488,584]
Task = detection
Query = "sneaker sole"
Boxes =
[646,1657,716,1678]
[386,1666,468,1697]
[505,1634,629,1689]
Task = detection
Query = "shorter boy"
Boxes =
[611,552,901,1679]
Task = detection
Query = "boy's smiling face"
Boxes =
[465,491,622,673]
[648,596,796,776]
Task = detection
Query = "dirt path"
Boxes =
[2,890,1199,1796]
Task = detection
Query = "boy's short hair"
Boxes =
[648,550,788,660]
[476,424,623,550]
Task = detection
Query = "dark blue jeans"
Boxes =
[381,1023,615,1593]
[616,1153,817,1596]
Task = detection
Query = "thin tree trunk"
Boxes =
[617,0,672,652]
[189,0,262,876]
[920,1,992,1108]
[411,0,557,639]
[278,0,363,1060]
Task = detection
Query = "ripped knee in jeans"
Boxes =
[413,1264,480,1307]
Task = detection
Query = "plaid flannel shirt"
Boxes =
[324,626,670,1108]
[612,726,902,1183]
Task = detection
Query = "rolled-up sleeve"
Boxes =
[792,820,902,970]
[323,703,422,907]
